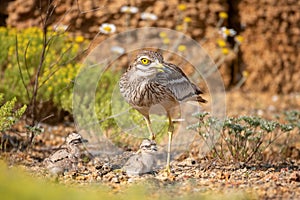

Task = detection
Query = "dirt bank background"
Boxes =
[1,0,299,93]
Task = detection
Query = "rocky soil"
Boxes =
[1,91,299,199]
[0,1,299,198]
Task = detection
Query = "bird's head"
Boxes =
[66,132,88,145]
[133,50,165,76]
[140,138,157,153]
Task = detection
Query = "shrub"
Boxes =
[0,26,134,145]
[284,110,300,131]
[73,68,121,133]
[0,93,26,132]
[0,27,87,114]
[188,113,295,163]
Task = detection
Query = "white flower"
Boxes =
[219,27,237,39]
[53,24,68,32]
[141,12,158,21]
[99,23,116,34]
[229,29,237,36]
[111,46,125,55]
[120,6,139,14]
[272,95,279,102]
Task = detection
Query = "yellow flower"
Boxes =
[68,73,74,79]
[8,47,14,56]
[0,27,7,34]
[75,35,84,43]
[183,17,192,23]
[176,25,183,31]
[234,35,244,44]
[177,45,186,52]
[159,32,167,38]
[217,39,226,47]
[8,28,17,36]
[63,78,69,83]
[163,38,170,45]
[67,63,73,69]
[47,26,53,32]
[177,4,187,11]
[224,29,230,35]
[242,70,249,77]
[219,12,228,19]
[221,47,229,55]
[72,43,79,52]
[219,27,237,39]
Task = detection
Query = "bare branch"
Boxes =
[38,45,73,89]
[15,35,31,103]
[76,0,107,14]
[39,113,54,123]
[23,39,33,89]
[30,0,53,124]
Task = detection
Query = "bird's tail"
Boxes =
[196,95,207,103]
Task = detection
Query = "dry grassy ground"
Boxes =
[0,91,299,199]
[0,1,299,199]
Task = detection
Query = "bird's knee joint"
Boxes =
[168,125,174,133]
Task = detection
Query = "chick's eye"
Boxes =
[141,58,150,65]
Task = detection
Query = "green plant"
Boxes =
[0,19,88,148]
[284,110,300,131]
[0,27,87,112]
[188,113,295,163]
[0,94,26,132]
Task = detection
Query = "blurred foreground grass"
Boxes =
[0,161,253,200]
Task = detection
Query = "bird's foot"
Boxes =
[164,165,171,174]
[161,165,175,180]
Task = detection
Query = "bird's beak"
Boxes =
[152,145,158,152]
[81,138,88,143]
[155,62,164,72]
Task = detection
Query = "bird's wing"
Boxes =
[124,155,140,167]
[123,154,144,175]
[48,149,70,162]
[154,62,206,102]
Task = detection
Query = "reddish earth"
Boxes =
[0,0,299,93]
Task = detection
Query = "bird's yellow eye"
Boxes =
[141,58,150,65]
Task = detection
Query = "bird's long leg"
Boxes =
[144,115,155,140]
[166,112,174,173]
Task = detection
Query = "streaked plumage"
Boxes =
[44,133,88,175]
[119,50,206,171]
[123,139,157,176]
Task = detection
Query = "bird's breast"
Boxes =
[120,73,173,107]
